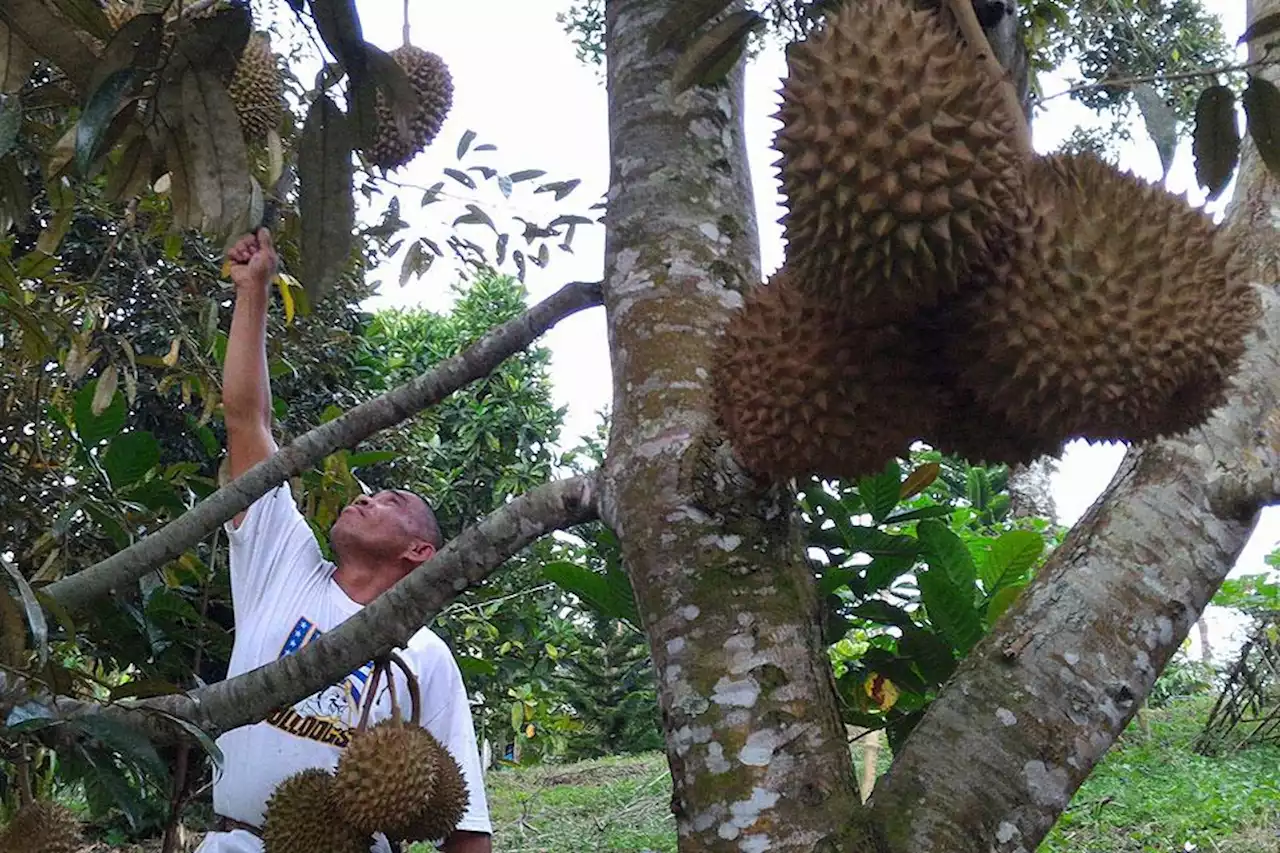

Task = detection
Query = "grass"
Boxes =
[407,694,1280,852]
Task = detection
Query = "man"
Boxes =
[194,228,493,853]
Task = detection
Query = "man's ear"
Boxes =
[404,539,437,565]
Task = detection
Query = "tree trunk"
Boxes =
[866,4,1280,844]
[1007,457,1059,524]
[598,1,862,849]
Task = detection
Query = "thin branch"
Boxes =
[944,0,1033,159]
[45,473,600,745]
[1037,56,1279,104]
[42,278,603,615]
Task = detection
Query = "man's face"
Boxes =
[330,489,437,565]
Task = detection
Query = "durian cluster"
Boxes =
[261,721,469,852]
[712,0,1259,482]
[0,799,81,853]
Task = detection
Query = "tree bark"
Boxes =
[33,475,598,744]
[42,279,601,615]
[867,9,1280,842]
[598,2,861,850]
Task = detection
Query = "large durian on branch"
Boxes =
[228,31,285,144]
[772,0,1028,323]
[369,45,454,171]
[950,152,1261,445]
[261,768,372,853]
[711,268,936,483]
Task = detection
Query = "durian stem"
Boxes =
[386,656,402,724]
[388,650,421,728]
[943,0,1033,159]
[402,0,410,47]
[357,658,388,733]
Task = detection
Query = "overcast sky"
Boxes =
[334,1,1276,585]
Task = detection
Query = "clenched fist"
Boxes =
[226,227,279,295]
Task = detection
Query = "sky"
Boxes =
[328,0,1272,655]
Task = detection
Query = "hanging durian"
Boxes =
[0,800,81,853]
[391,731,471,844]
[369,44,454,171]
[712,268,935,483]
[227,31,284,144]
[260,768,371,853]
[950,152,1260,445]
[772,0,1028,323]
[331,718,441,839]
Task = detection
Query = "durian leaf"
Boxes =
[847,527,920,560]
[0,94,18,159]
[297,94,355,304]
[309,0,364,69]
[1132,83,1178,179]
[0,22,33,95]
[859,460,903,525]
[649,0,738,54]
[543,560,641,630]
[75,67,138,177]
[880,505,953,526]
[917,566,984,656]
[896,626,957,686]
[87,12,163,98]
[104,132,153,204]
[50,0,114,41]
[671,9,765,93]
[917,519,976,592]
[1239,11,1280,45]
[458,129,477,159]
[75,377,126,447]
[965,467,991,512]
[102,430,161,488]
[180,68,252,238]
[1242,75,1280,180]
[851,600,917,630]
[0,554,46,667]
[1193,84,1240,201]
[67,713,169,785]
[863,553,916,597]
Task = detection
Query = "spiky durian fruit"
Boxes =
[228,31,284,144]
[0,800,81,853]
[772,0,1028,323]
[712,269,935,483]
[951,152,1260,445]
[393,732,471,844]
[331,719,441,839]
[261,769,370,853]
[369,45,453,171]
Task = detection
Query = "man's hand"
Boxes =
[226,227,279,294]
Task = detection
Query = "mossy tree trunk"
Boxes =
[597,0,863,849]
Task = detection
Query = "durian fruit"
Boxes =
[712,268,936,483]
[260,768,370,853]
[331,718,441,839]
[951,152,1260,445]
[394,732,471,844]
[0,799,81,853]
[227,31,285,144]
[369,45,453,171]
[772,0,1028,323]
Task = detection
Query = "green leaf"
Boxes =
[102,430,160,488]
[347,450,400,468]
[862,554,915,596]
[965,467,992,511]
[298,95,355,304]
[859,460,903,524]
[1,555,47,667]
[670,9,765,92]
[850,600,916,629]
[507,169,545,183]
[917,519,977,591]
[982,530,1044,592]
[848,527,921,560]
[68,713,168,783]
[74,378,127,446]
[75,67,137,176]
[456,655,497,679]
[76,743,153,832]
[918,566,984,656]
[986,581,1027,625]
[1242,75,1280,180]
[896,627,957,686]
[134,704,223,768]
[457,129,477,159]
[1193,85,1240,201]
[881,505,953,526]
[543,560,640,628]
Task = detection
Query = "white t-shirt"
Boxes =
[194,484,492,853]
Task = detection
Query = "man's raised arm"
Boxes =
[222,227,280,528]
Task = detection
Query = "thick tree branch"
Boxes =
[0,0,98,93]
[43,279,603,615]
[868,140,1280,852]
[41,474,599,745]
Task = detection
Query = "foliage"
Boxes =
[1146,651,1218,709]
[1212,556,1280,618]
[804,449,1067,751]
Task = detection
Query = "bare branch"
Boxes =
[0,0,98,93]
[42,474,600,745]
[42,279,603,615]
[1038,56,1279,104]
